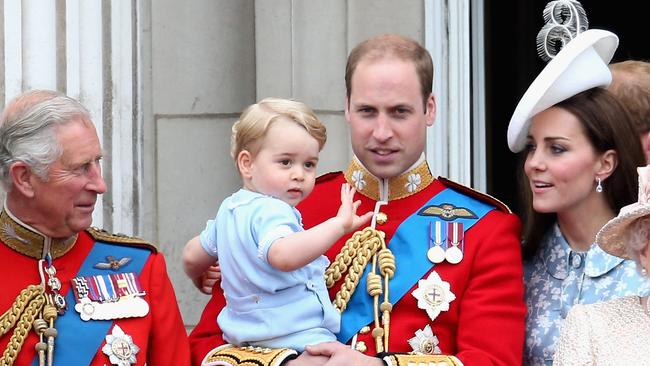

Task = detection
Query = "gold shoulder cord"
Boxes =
[0,285,46,366]
[1,259,62,366]
[325,226,395,353]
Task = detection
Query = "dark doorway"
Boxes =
[483,0,649,217]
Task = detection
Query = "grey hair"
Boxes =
[623,216,650,273]
[0,90,91,191]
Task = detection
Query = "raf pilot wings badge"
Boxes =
[418,203,477,221]
[94,256,132,271]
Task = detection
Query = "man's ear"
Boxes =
[9,161,36,198]
[237,150,253,179]
[344,97,351,123]
[425,94,436,127]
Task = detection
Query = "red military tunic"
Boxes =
[0,209,190,366]
[190,158,525,366]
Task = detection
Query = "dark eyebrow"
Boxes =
[543,137,570,143]
[526,135,571,143]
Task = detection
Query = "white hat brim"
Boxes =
[507,29,618,152]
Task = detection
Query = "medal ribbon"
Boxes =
[31,241,150,366]
[337,187,495,343]
[72,272,144,302]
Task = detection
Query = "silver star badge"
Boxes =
[102,325,140,366]
[408,324,441,355]
[411,271,456,321]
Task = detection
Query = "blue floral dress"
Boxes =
[524,223,650,366]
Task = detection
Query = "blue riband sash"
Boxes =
[337,187,495,343]
[32,241,150,365]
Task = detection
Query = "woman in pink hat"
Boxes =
[553,166,650,365]
[508,28,650,365]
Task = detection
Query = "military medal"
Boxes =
[444,222,463,264]
[43,261,67,314]
[102,325,140,366]
[412,271,456,321]
[408,324,441,355]
[72,272,149,321]
[427,221,446,264]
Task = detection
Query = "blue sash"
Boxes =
[337,187,495,343]
[32,241,150,365]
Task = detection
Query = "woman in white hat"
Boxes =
[553,166,650,365]
[508,29,650,365]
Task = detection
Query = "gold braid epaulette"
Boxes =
[201,344,298,366]
[382,354,464,366]
[85,227,158,253]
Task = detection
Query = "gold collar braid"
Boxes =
[0,209,77,260]
[343,156,433,201]
[325,227,395,353]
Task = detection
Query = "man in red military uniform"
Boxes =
[0,90,190,366]
[190,34,525,366]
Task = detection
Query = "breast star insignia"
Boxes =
[94,256,132,271]
[412,271,456,321]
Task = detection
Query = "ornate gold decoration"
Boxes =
[202,344,298,366]
[437,177,512,213]
[375,212,388,225]
[383,354,463,366]
[0,210,77,260]
[325,227,395,353]
[344,158,434,201]
[0,285,47,366]
[86,227,157,253]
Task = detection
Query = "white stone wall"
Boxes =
[0,0,141,235]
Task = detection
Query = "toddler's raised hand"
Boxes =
[336,183,373,233]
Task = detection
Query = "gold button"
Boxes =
[376,212,388,225]
[354,341,367,353]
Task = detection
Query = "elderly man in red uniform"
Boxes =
[0,90,190,366]
[189,34,525,366]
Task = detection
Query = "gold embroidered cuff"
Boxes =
[383,354,464,366]
[202,344,298,366]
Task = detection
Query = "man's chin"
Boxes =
[69,217,94,233]
[366,164,402,180]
